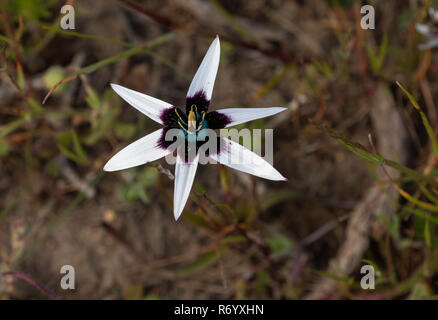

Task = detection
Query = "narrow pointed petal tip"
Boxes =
[216,106,288,128]
[103,163,114,172]
[110,83,172,125]
[210,138,286,181]
[187,37,220,102]
[173,154,200,221]
[103,129,170,172]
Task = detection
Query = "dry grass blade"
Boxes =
[397,81,438,156]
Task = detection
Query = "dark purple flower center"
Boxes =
[157,91,231,162]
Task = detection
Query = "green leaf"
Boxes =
[84,89,120,145]
[363,34,387,73]
[6,0,53,22]
[378,34,388,67]
[43,66,67,93]
[71,130,88,164]
[16,64,26,91]
[410,209,438,224]
[26,98,44,113]
[266,232,294,256]
[221,235,246,245]
[56,130,88,165]
[0,34,12,45]
[0,138,10,157]
[178,247,227,277]
[316,123,438,187]
[117,167,157,204]
[85,88,100,109]
[408,282,431,300]
[425,213,432,248]
[0,117,28,138]
[193,183,207,196]
[397,81,438,156]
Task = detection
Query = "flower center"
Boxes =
[175,105,206,136]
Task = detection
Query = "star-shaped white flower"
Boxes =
[104,36,287,220]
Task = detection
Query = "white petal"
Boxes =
[210,138,287,181]
[419,38,438,50]
[415,23,431,36]
[111,83,172,124]
[104,129,170,171]
[187,36,220,101]
[216,107,287,127]
[173,153,200,220]
[430,8,438,22]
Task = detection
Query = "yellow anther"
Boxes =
[176,105,201,135]
[188,110,196,122]
[187,105,197,134]
[196,112,206,131]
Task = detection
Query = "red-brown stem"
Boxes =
[2,271,60,300]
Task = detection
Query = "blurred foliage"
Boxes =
[117,167,158,204]
[0,0,438,301]
[4,0,55,23]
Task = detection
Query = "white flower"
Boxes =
[416,8,438,50]
[104,36,287,220]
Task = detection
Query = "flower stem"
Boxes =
[1,271,60,300]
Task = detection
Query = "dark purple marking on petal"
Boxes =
[186,90,210,114]
[156,126,177,150]
[157,104,228,161]
[157,107,186,150]
[159,106,186,128]
[205,111,231,129]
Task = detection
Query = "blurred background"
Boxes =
[1,0,438,299]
